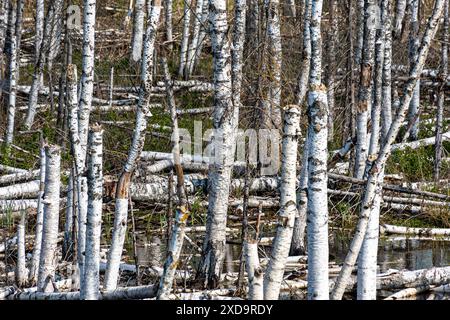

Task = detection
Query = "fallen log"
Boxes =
[391,132,450,151]
[6,284,158,300]
[383,285,433,300]
[0,164,28,174]
[329,173,449,200]
[377,266,450,290]
[0,180,40,199]
[0,199,38,211]
[380,224,450,237]
[0,170,40,185]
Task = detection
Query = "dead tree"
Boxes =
[81,125,103,300]
[434,0,449,181]
[354,0,377,179]
[37,145,61,292]
[104,1,162,291]
[196,0,239,289]
[331,0,446,300]
[306,0,329,300]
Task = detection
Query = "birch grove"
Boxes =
[0,0,449,303]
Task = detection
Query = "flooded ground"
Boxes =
[332,233,450,300]
[134,229,450,300]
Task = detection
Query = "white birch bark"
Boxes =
[104,1,161,291]
[355,0,365,65]
[0,180,40,199]
[380,224,450,236]
[290,146,308,255]
[381,0,393,140]
[131,0,145,62]
[354,0,377,179]
[81,126,103,300]
[290,1,311,254]
[190,0,209,74]
[63,172,74,258]
[37,145,61,292]
[392,132,450,151]
[186,0,204,76]
[306,0,328,300]
[157,57,189,299]
[394,0,407,37]
[46,0,63,71]
[295,0,311,106]
[78,0,97,159]
[15,210,27,287]
[197,0,239,288]
[23,0,56,129]
[29,144,46,284]
[244,241,263,300]
[157,208,189,299]
[357,0,388,299]
[0,170,40,185]
[407,0,420,141]
[232,0,246,112]
[164,0,173,48]
[331,0,446,300]
[66,63,88,287]
[263,106,300,300]
[0,0,7,68]
[265,0,282,128]
[35,0,44,65]
[178,0,191,78]
[326,0,338,141]
[434,0,449,181]
[4,0,17,151]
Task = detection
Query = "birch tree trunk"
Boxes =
[265,0,282,128]
[295,0,311,106]
[63,172,74,258]
[354,0,377,179]
[23,0,58,129]
[29,143,46,284]
[357,0,387,300]
[131,0,145,62]
[381,0,393,140]
[164,0,173,49]
[0,0,8,76]
[394,0,407,38]
[157,57,190,299]
[355,0,365,65]
[326,0,338,142]
[232,0,246,110]
[3,0,17,153]
[46,0,63,72]
[66,63,88,289]
[331,0,446,300]
[290,146,308,255]
[78,0,97,158]
[15,210,27,287]
[290,1,311,255]
[434,0,448,181]
[178,0,191,78]
[81,125,103,300]
[196,0,239,289]
[37,145,61,293]
[306,0,329,300]
[104,1,161,291]
[35,0,44,65]
[263,106,300,300]
[189,0,209,74]
[406,0,420,141]
[186,0,204,76]
[245,240,263,300]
